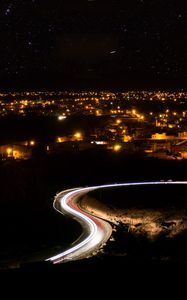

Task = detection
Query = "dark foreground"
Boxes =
[0,256,186,297]
[1,150,187,294]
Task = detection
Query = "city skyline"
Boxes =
[0,1,186,91]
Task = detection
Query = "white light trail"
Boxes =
[46,181,187,264]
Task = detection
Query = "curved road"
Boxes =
[46,181,187,264]
[46,186,112,264]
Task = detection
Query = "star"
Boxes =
[5,8,11,16]
[4,3,13,16]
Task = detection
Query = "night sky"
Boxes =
[0,0,187,91]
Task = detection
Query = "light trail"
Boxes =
[46,186,110,264]
[46,181,187,264]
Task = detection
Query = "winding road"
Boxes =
[46,181,187,264]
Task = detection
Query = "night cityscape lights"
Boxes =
[1,90,187,160]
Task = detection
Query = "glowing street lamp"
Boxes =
[74,132,82,140]
[58,115,66,121]
[116,119,121,124]
[113,144,121,152]
[7,148,12,157]
[30,140,35,146]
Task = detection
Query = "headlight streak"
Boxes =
[48,188,98,262]
[46,181,187,264]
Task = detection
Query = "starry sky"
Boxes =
[0,0,187,91]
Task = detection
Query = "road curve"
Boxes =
[46,186,112,264]
[46,181,187,264]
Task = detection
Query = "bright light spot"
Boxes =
[96,110,101,116]
[114,144,121,152]
[116,119,121,124]
[30,140,35,146]
[95,141,107,145]
[7,148,12,155]
[57,137,62,143]
[132,109,136,115]
[58,115,66,121]
[124,135,131,142]
[74,132,82,139]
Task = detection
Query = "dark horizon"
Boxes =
[0,77,186,93]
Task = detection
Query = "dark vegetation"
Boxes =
[104,222,187,263]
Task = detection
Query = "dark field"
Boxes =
[88,183,187,209]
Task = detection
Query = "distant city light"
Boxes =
[114,144,121,152]
[95,141,107,145]
[0,90,187,161]
[74,132,82,140]
[7,148,12,155]
[58,115,66,120]
[57,137,63,143]
[30,140,35,146]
